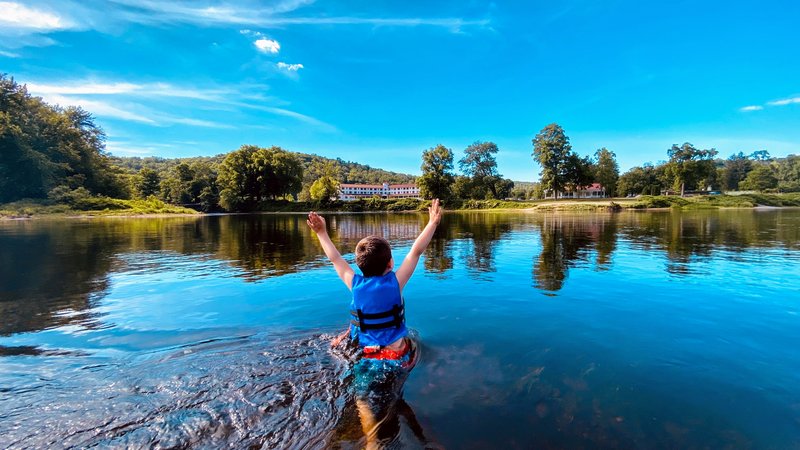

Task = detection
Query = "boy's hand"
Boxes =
[428,198,442,226]
[307,211,327,234]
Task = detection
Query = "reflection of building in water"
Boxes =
[338,183,420,201]
[328,216,424,241]
[545,183,606,199]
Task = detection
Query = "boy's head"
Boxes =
[355,235,393,276]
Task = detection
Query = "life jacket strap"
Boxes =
[350,304,404,331]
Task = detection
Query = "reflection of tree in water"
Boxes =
[0,221,118,335]
[424,230,454,277]
[620,210,799,275]
[449,212,513,279]
[2,210,796,336]
[532,214,610,291]
[0,216,317,335]
[212,215,315,281]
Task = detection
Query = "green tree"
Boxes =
[617,163,664,196]
[750,150,771,161]
[218,146,260,211]
[268,149,304,200]
[593,147,619,197]
[217,145,303,211]
[418,144,455,201]
[775,155,800,192]
[665,143,718,195]
[452,175,477,199]
[0,75,127,203]
[532,123,572,198]
[309,176,340,204]
[134,168,161,198]
[459,141,503,199]
[564,153,595,194]
[722,152,753,191]
[740,164,778,191]
[494,178,515,199]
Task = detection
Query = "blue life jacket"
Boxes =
[349,271,407,347]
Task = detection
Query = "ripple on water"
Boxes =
[0,332,357,449]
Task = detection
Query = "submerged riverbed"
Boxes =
[1,210,799,448]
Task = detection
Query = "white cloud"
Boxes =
[0,49,19,57]
[105,141,156,156]
[739,105,763,112]
[26,81,141,95]
[264,16,490,28]
[25,81,232,102]
[277,62,304,71]
[42,94,157,124]
[108,0,316,26]
[767,97,800,107]
[254,38,280,54]
[169,117,233,129]
[0,2,69,30]
[24,77,335,131]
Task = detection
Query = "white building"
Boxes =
[338,183,420,201]
[546,183,607,199]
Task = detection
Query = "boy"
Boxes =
[306,198,441,354]
[306,199,442,445]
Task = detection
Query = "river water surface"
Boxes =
[1,210,799,449]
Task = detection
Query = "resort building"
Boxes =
[545,183,607,199]
[338,182,420,201]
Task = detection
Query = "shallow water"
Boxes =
[1,210,799,448]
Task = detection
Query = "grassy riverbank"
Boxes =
[0,197,199,218]
[3,193,799,219]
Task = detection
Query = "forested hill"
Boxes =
[111,153,415,185]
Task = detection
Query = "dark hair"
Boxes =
[355,235,392,277]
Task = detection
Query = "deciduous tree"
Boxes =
[665,143,718,196]
[134,168,161,198]
[593,147,619,197]
[722,152,752,191]
[740,164,778,191]
[310,176,339,204]
[532,123,572,198]
[460,141,503,199]
[418,144,455,201]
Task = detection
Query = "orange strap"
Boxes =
[362,340,409,360]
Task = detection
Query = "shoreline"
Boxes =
[3,199,800,221]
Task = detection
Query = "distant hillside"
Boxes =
[111,151,416,184]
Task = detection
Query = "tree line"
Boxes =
[4,74,799,212]
[1,75,415,211]
[524,123,797,199]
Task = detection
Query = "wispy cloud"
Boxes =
[739,105,763,112]
[26,81,236,102]
[105,141,158,156]
[767,97,800,107]
[0,49,20,57]
[3,0,489,44]
[0,2,70,30]
[277,62,304,71]
[107,0,317,26]
[260,16,490,29]
[241,104,336,132]
[740,95,800,112]
[24,78,335,131]
[43,94,157,124]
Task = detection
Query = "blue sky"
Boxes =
[2,0,799,181]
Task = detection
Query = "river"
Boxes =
[1,209,798,448]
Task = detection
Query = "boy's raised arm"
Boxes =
[307,212,355,290]
[395,199,442,291]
